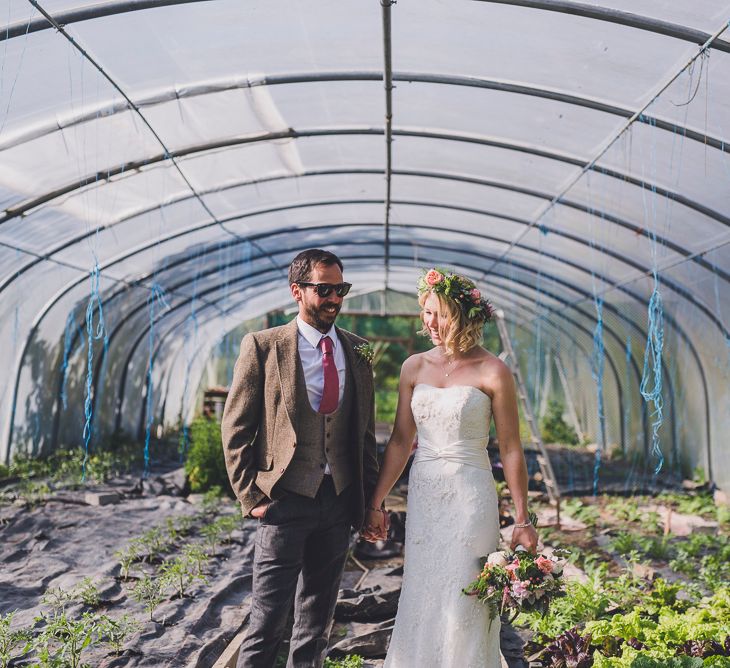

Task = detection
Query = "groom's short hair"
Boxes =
[288,249,344,285]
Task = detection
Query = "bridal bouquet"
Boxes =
[463,548,569,622]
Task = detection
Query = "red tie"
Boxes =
[318,336,339,414]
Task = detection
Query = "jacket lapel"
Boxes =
[275,319,300,431]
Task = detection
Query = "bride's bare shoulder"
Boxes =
[401,350,434,377]
[476,349,513,388]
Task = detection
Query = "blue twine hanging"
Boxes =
[143,283,170,476]
[82,262,108,481]
[60,307,83,411]
[590,297,606,495]
[622,336,632,456]
[634,107,667,477]
[178,271,200,463]
[584,172,608,495]
[640,274,665,474]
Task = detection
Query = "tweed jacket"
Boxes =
[221,318,378,526]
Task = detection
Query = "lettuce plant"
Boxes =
[542,627,593,667]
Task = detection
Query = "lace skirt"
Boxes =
[384,458,501,668]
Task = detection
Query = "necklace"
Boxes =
[441,352,463,378]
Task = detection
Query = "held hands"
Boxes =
[510,523,539,554]
[361,508,390,542]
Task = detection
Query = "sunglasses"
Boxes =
[296,282,352,298]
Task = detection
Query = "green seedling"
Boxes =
[200,523,223,554]
[131,575,166,622]
[563,498,600,527]
[324,656,364,668]
[181,543,209,576]
[74,578,101,608]
[34,610,100,668]
[115,546,138,580]
[41,586,73,612]
[213,515,239,543]
[97,613,140,655]
[160,555,207,598]
[175,515,194,535]
[201,485,225,513]
[0,612,32,668]
[165,517,179,542]
[139,527,168,558]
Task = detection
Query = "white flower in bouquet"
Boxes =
[549,558,565,576]
[486,551,509,567]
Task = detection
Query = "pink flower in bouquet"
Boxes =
[511,580,530,600]
[470,288,481,301]
[505,560,520,580]
[425,269,443,285]
[536,556,554,574]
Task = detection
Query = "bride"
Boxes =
[363,268,538,668]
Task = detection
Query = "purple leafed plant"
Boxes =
[543,627,594,668]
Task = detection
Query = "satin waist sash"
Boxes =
[413,437,491,470]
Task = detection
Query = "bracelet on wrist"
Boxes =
[513,519,532,528]
[367,505,387,513]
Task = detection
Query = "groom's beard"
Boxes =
[304,301,341,332]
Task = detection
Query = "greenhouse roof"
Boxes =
[1,0,729,488]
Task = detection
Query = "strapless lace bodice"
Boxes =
[411,384,492,470]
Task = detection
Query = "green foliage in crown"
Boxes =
[417,267,495,322]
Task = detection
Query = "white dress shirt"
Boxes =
[296,316,347,412]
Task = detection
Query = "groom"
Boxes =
[222,249,381,668]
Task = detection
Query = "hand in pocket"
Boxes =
[251,500,270,519]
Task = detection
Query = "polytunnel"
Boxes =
[1,0,729,494]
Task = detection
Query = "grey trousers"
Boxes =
[237,477,352,668]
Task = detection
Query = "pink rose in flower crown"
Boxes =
[425,269,443,286]
[470,288,481,302]
[535,556,554,574]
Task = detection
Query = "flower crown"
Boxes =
[417,268,494,322]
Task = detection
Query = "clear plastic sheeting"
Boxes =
[0,0,729,492]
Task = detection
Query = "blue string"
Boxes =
[640,274,665,474]
[713,271,730,370]
[590,297,606,495]
[622,336,631,457]
[532,232,546,415]
[584,171,607,496]
[637,109,665,476]
[60,307,83,411]
[82,261,107,481]
[143,283,170,476]
[179,263,200,462]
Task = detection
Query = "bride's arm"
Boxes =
[364,357,418,537]
[490,360,539,553]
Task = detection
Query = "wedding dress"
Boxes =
[384,384,501,668]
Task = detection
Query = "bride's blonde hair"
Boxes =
[418,290,484,357]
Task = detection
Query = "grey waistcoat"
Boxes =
[276,357,355,498]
